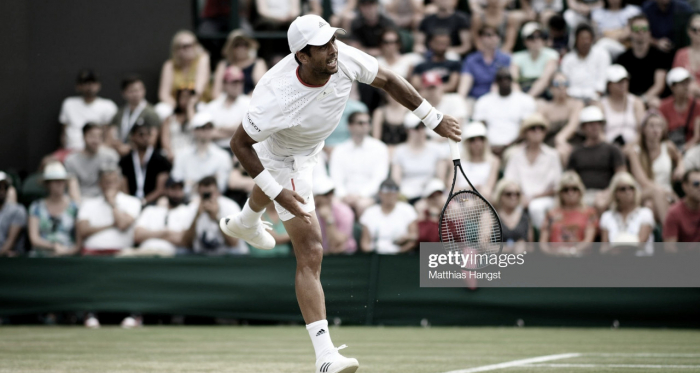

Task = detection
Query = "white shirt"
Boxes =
[591,5,641,33]
[242,41,379,158]
[59,96,118,150]
[204,94,251,148]
[78,193,142,250]
[504,144,562,198]
[190,196,248,255]
[360,202,418,254]
[561,46,611,100]
[329,136,389,198]
[376,53,423,79]
[600,207,655,256]
[135,204,194,251]
[427,94,469,140]
[171,143,233,195]
[473,92,536,146]
[393,142,446,199]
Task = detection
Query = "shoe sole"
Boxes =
[219,218,274,250]
[335,367,358,373]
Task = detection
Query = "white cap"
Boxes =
[667,67,691,86]
[288,15,346,53]
[606,64,629,83]
[521,22,542,39]
[579,106,605,124]
[423,178,446,198]
[0,171,7,184]
[43,162,68,181]
[191,111,213,129]
[313,176,335,195]
[462,122,488,140]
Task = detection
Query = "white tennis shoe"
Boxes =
[316,345,359,373]
[219,215,275,250]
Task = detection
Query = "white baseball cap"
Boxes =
[288,15,346,54]
[0,171,8,184]
[579,106,605,124]
[43,162,68,181]
[191,111,214,129]
[423,178,445,198]
[667,67,691,86]
[313,176,335,195]
[521,22,542,39]
[606,64,629,83]
[462,122,488,140]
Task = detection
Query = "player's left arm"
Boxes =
[370,66,461,142]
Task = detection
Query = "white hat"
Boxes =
[521,22,542,39]
[579,106,605,124]
[606,64,629,83]
[43,162,68,181]
[288,15,346,54]
[667,67,691,86]
[0,171,7,184]
[313,176,335,195]
[423,178,445,198]
[190,111,213,129]
[462,122,488,140]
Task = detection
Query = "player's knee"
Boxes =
[296,241,324,270]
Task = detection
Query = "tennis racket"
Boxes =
[439,139,503,270]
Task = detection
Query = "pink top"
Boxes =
[672,48,700,86]
[318,200,357,254]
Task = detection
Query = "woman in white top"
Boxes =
[459,122,500,201]
[601,64,645,145]
[375,29,420,80]
[600,172,655,256]
[160,88,195,161]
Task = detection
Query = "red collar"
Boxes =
[296,66,330,88]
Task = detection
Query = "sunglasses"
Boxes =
[528,125,546,132]
[525,34,543,41]
[352,120,371,125]
[561,186,580,193]
[503,191,521,198]
[467,136,485,142]
[177,42,195,50]
[225,79,243,84]
[616,185,634,192]
[632,25,649,33]
[552,80,569,88]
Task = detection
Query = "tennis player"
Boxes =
[220,14,461,373]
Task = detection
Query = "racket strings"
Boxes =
[440,192,502,262]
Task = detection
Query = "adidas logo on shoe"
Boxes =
[320,362,333,372]
[316,329,326,337]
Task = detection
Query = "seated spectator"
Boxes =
[642,0,692,53]
[0,172,27,257]
[28,162,79,257]
[212,30,267,98]
[564,0,603,31]
[511,22,559,97]
[504,113,562,228]
[591,0,641,58]
[627,112,684,222]
[410,30,462,93]
[372,94,409,149]
[459,122,500,200]
[59,69,117,152]
[330,111,389,216]
[472,67,536,153]
[155,30,210,120]
[600,172,655,256]
[601,65,645,146]
[77,165,142,255]
[615,15,669,105]
[107,75,161,157]
[521,0,563,26]
[171,112,232,195]
[183,176,247,255]
[118,123,172,205]
[254,0,300,31]
[471,0,519,53]
[204,66,251,150]
[251,205,291,257]
[65,123,120,203]
[685,143,700,170]
[537,72,584,163]
[663,169,700,247]
[351,0,397,56]
[539,171,598,255]
[659,68,700,150]
[547,14,570,57]
[458,26,511,101]
[561,23,611,101]
[414,0,471,56]
[384,0,425,30]
[160,88,196,161]
[133,177,191,255]
[493,179,532,254]
[567,106,626,209]
[326,82,369,148]
[672,14,700,97]
[360,178,418,253]
[377,29,420,80]
[313,177,357,255]
[420,72,469,133]
[414,179,447,244]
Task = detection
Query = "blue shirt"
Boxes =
[642,0,692,40]
[461,50,511,99]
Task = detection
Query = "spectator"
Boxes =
[472,67,536,153]
[351,0,397,56]
[600,172,655,255]
[160,87,196,161]
[156,30,210,120]
[77,165,142,255]
[615,14,670,105]
[118,123,172,205]
[254,0,300,30]
[377,29,420,80]
[659,67,700,150]
[685,142,700,170]
[458,26,512,100]
[539,171,598,255]
[372,94,409,149]
[471,0,518,53]
[171,112,233,195]
[204,66,251,150]
[414,179,447,243]
[360,178,418,253]
[410,30,462,93]
[563,0,603,31]
[250,205,291,257]
[537,72,584,163]
[672,14,700,97]
[0,172,27,257]
[567,106,626,209]
[561,23,612,101]
[330,111,389,216]
[65,123,120,203]
[59,69,117,151]
[547,14,570,57]
[182,176,247,255]
[107,75,161,157]
[27,162,79,257]
[414,0,471,56]
[212,30,267,97]
[642,0,692,53]
[591,0,641,58]
[601,64,645,146]
[663,169,700,246]
[492,178,532,254]
[459,122,500,200]
[511,22,559,98]
[313,177,357,255]
[420,72,469,132]
[627,112,685,222]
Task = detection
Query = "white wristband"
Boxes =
[412,99,432,121]
[254,169,283,200]
[422,107,443,130]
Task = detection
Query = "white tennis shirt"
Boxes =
[242,41,379,158]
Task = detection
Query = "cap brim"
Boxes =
[307,27,346,47]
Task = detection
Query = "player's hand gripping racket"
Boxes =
[439,139,503,269]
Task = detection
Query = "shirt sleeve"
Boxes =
[472,97,487,121]
[119,196,142,219]
[461,55,473,75]
[337,41,379,85]
[595,49,612,93]
[135,207,156,228]
[58,99,69,125]
[77,201,93,221]
[10,205,27,228]
[638,207,655,227]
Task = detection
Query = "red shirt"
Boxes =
[544,207,598,242]
[663,200,700,242]
[659,96,699,141]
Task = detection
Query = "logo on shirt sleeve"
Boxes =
[247,113,261,132]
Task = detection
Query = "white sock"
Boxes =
[306,319,335,360]
[238,199,264,227]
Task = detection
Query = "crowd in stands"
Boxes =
[2,0,700,264]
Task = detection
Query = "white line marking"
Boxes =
[442,353,581,373]
[586,353,700,358]
[528,363,700,369]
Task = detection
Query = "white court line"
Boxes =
[528,363,700,369]
[442,353,581,373]
[586,353,700,357]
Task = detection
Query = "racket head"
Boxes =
[439,190,503,270]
